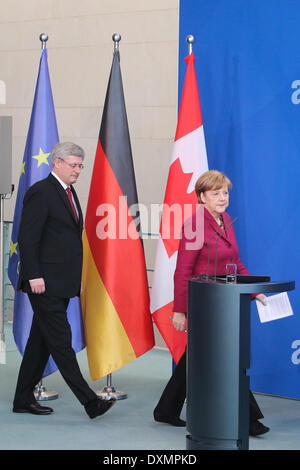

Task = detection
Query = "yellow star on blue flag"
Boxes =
[32,148,50,167]
[10,240,18,257]
[20,161,26,175]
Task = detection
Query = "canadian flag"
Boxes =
[150,52,208,364]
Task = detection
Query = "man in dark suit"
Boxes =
[13,142,115,419]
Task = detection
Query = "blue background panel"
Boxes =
[179,0,300,398]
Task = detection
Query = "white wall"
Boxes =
[0,0,180,347]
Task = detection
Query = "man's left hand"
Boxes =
[29,278,46,294]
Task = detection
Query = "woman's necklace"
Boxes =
[216,214,225,228]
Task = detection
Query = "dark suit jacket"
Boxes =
[17,173,84,298]
[173,207,251,313]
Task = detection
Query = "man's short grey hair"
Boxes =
[51,142,85,164]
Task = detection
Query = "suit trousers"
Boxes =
[13,293,97,407]
[155,350,264,422]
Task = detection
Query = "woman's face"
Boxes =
[201,185,229,218]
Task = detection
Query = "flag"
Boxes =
[8,48,85,377]
[150,52,208,364]
[81,47,154,381]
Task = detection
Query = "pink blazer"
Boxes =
[173,207,251,313]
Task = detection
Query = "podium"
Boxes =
[186,275,295,450]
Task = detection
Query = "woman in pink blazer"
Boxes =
[154,170,269,437]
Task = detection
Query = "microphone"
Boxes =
[206,217,234,278]
[213,217,238,279]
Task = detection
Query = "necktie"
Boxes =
[66,187,79,223]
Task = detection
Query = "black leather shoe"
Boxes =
[13,402,53,415]
[153,409,186,427]
[249,420,270,436]
[84,397,116,419]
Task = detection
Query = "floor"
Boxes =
[1,323,300,454]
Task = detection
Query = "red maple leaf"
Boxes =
[160,158,198,258]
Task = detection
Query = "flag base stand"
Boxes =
[96,385,127,401]
[96,373,127,401]
[34,381,58,401]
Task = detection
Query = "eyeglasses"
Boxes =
[59,158,84,170]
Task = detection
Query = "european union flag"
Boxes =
[8,47,85,377]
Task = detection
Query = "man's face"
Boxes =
[53,155,84,186]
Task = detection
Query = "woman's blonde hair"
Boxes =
[195,170,232,204]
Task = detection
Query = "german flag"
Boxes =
[81,45,154,381]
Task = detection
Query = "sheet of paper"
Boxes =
[256,292,294,323]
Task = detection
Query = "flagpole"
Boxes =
[0,195,5,364]
[40,33,48,49]
[33,32,58,402]
[112,33,121,51]
[186,35,194,55]
[95,33,130,401]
